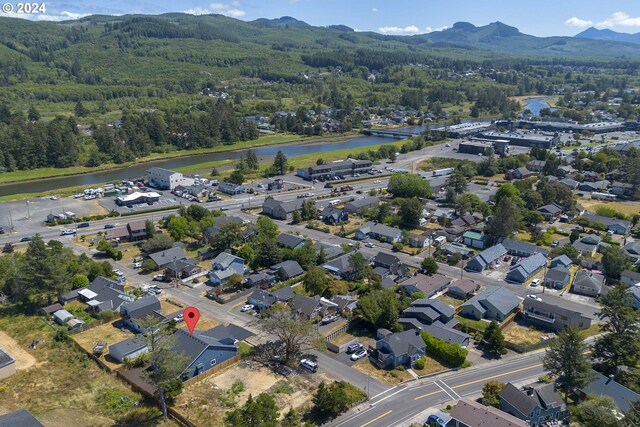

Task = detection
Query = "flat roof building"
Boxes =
[297,159,373,181]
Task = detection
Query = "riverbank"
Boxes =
[0,132,358,185]
[0,137,408,202]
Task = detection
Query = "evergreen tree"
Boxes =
[483,321,506,355]
[74,100,88,117]
[542,327,592,402]
[273,150,288,175]
[245,149,259,170]
[27,105,40,122]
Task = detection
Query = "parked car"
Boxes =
[49,196,57,200]
[173,314,184,322]
[346,343,364,354]
[132,262,142,269]
[527,294,542,301]
[73,193,84,199]
[350,349,367,361]
[510,257,519,266]
[530,278,541,287]
[20,237,32,242]
[60,229,76,236]
[241,304,254,312]
[300,359,318,373]
[113,269,124,276]
[364,242,375,248]
[551,240,559,247]
[425,414,447,427]
[77,222,90,228]
[152,274,165,281]
[0,227,4,235]
[104,224,114,229]
[504,255,511,262]
[320,314,339,325]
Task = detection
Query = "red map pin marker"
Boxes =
[183,307,200,336]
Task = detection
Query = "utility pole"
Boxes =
[26,200,30,219]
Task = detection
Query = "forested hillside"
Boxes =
[0,14,638,172]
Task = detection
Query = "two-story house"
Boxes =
[523,297,591,332]
[499,383,567,427]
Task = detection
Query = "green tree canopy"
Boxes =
[387,173,432,198]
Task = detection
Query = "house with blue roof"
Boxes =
[460,286,521,322]
[506,253,547,284]
[549,255,572,269]
[466,244,507,272]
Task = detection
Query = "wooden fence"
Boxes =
[324,322,349,342]
[182,354,241,387]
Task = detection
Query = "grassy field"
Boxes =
[0,307,172,426]
[579,199,640,217]
[455,315,489,332]
[438,295,465,309]
[503,324,546,346]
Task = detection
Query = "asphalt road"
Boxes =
[328,351,548,427]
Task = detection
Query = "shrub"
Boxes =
[397,364,406,371]
[414,356,426,370]
[422,331,468,367]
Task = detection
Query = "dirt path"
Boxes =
[0,331,36,370]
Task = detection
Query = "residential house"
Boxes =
[262,198,305,220]
[105,220,149,242]
[441,243,475,259]
[463,231,489,250]
[209,253,246,286]
[277,233,308,250]
[272,286,296,303]
[578,180,609,192]
[203,216,245,243]
[217,182,246,195]
[247,289,277,311]
[398,273,453,298]
[544,266,571,289]
[245,271,276,289]
[319,206,348,224]
[399,299,470,347]
[202,323,254,344]
[270,260,304,281]
[375,329,426,369]
[558,178,579,190]
[313,242,344,260]
[502,239,548,258]
[322,251,373,279]
[172,328,239,378]
[452,214,477,228]
[355,221,402,243]
[499,383,566,427]
[572,270,605,297]
[164,258,202,281]
[0,409,44,427]
[523,298,591,332]
[573,235,601,258]
[108,335,149,363]
[149,247,188,269]
[537,203,563,221]
[506,253,547,284]
[623,241,640,264]
[372,252,409,280]
[0,348,16,381]
[578,372,640,414]
[408,233,430,249]
[447,279,479,300]
[582,213,631,235]
[621,269,640,287]
[630,287,640,310]
[290,295,337,319]
[466,244,507,272]
[448,398,528,427]
[512,167,534,179]
[330,295,358,316]
[610,181,634,197]
[343,197,380,214]
[549,255,572,269]
[120,295,165,333]
[526,160,546,172]
[78,276,134,314]
[460,286,520,322]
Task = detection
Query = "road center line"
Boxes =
[359,410,392,427]
[414,388,445,400]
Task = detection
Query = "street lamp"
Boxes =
[26,200,30,219]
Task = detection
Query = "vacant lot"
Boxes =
[72,319,135,371]
[503,324,546,346]
[176,365,326,426]
[0,331,37,370]
[352,358,414,385]
[579,199,640,217]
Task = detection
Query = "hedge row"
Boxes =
[421,331,468,367]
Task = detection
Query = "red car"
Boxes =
[504,255,511,262]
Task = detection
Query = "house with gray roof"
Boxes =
[499,383,566,426]
[572,270,605,297]
[245,271,276,289]
[549,255,572,269]
[372,252,408,280]
[108,335,149,363]
[0,348,15,381]
[582,213,631,235]
[621,269,640,287]
[355,221,402,243]
[538,203,563,221]
[290,295,337,319]
[247,289,278,311]
[313,242,344,260]
[398,273,452,297]
[502,239,548,258]
[149,247,188,269]
[262,198,305,220]
[217,182,246,195]
[506,253,547,284]
[120,295,165,333]
[629,287,640,310]
[202,324,254,344]
[322,251,374,279]
[0,409,44,427]
[319,206,348,224]
[460,286,520,322]
[441,243,474,259]
[270,260,304,281]
[544,265,571,289]
[466,244,507,272]
[375,329,426,369]
[78,276,134,314]
[399,299,470,347]
[52,309,74,325]
[578,372,640,414]
[573,235,601,258]
[277,233,308,250]
[558,178,579,190]
[210,252,245,286]
[623,241,640,264]
[523,297,591,332]
[344,196,380,214]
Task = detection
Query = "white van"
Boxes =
[329,199,340,206]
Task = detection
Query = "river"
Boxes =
[0,129,421,197]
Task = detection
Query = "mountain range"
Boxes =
[575,27,640,45]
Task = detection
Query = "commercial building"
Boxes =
[115,191,161,206]
[478,131,560,149]
[496,119,625,134]
[296,159,373,181]
[146,167,189,190]
[432,121,492,137]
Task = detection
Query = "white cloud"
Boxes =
[184,2,246,18]
[371,7,378,12]
[596,11,640,28]
[424,25,448,33]
[3,10,90,21]
[565,17,593,28]
[378,25,421,35]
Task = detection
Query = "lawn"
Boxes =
[413,355,450,376]
[438,295,465,309]
[72,319,136,371]
[352,358,414,385]
[0,308,171,426]
[579,199,640,217]
[455,315,489,332]
[418,157,476,172]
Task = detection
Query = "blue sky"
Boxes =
[7,0,640,37]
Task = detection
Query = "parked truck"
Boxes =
[432,168,454,177]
